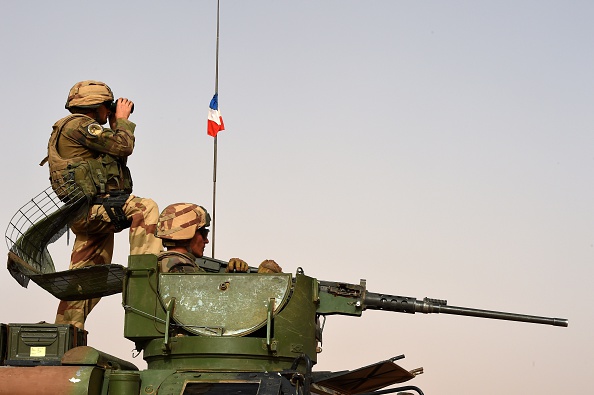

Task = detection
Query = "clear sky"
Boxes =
[1,1,592,394]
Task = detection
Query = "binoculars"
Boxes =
[109,100,134,114]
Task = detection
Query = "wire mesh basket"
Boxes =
[5,182,126,300]
[5,181,88,287]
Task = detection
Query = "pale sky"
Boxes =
[1,1,592,394]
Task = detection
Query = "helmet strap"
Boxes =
[163,239,191,250]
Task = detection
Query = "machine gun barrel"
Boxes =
[364,292,568,327]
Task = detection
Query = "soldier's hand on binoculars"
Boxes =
[115,98,134,120]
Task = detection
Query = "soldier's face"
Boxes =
[189,229,209,257]
[96,104,111,125]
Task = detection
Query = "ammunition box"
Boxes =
[5,323,87,366]
[0,323,7,365]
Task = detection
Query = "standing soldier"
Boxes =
[40,80,163,329]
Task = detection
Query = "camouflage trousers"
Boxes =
[55,194,163,329]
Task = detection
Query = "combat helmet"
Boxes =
[65,80,114,110]
[156,203,211,246]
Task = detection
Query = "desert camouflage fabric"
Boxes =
[43,114,136,201]
[156,203,210,242]
[65,80,114,108]
[158,250,205,273]
[55,195,163,329]
[52,114,135,163]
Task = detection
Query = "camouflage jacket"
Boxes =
[53,115,135,161]
[158,251,206,273]
[43,114,135,198]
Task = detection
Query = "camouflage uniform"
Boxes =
[49,90,162,330]
[158,250,205,273]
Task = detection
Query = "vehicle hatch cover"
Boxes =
[159,273,292,336]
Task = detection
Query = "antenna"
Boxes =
[211,0,221,258]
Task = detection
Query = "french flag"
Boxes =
[207,93,225,137]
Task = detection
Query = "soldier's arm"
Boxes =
[71,118,136,158]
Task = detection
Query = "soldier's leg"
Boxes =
[55,297,101,330]
[55,219,114,330]
[123,195,163,255]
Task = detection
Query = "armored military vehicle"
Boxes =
[1,184,568,395]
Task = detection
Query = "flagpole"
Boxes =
[211,0,220,258]
[212,139,217,258]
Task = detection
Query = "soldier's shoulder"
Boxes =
[60,115,104,139]
[158,251,199,273]
[57,114,91,131]
[158,251,193,263]
[57,114,94,127]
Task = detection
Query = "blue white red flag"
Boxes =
[207,93,225,137]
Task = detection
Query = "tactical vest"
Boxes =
[41,114,133,202]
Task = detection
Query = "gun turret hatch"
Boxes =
[158,273,292,336]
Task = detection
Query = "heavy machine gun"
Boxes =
[320,280,567,326]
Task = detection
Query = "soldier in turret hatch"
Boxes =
[155,203,282,274]
[40,80,163,330]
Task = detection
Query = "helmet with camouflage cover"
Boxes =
[156,203,211,244]
[65,80,114,110]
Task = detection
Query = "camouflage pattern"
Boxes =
[43,114,135,201]
[55,195,163,329]
[65,80,114,109]
[156,203,211,243]
[55,115,135,159]
[158,250,205,273]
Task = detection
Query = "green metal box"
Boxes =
[5,323,87,366]
[0,323,7,365]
